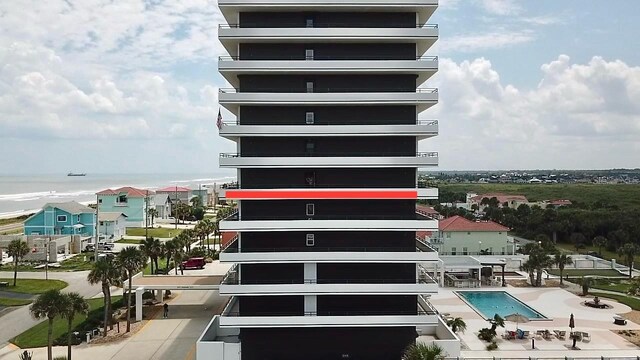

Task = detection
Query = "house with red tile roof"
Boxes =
[156,186,192,203]
[432,215,512,256]
[97,187,154,227]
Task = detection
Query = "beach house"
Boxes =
[98,212,127,240]
[24,201,95,236]
[430,215,511,255]
[156,186,191,203]
[97,187,154,228]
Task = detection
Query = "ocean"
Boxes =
[0,173,236,218]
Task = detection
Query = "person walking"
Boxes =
[163,303,169,318]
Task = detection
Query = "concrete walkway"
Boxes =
[0,289,228,360]
[0,271,102,347]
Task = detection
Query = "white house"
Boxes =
[98,212,127,240]
[430,215,511,255]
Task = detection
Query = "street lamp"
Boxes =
[478,241,482,255]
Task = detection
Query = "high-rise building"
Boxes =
[202,1,444,359]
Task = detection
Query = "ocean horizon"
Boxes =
[0,173,236,218]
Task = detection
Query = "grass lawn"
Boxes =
[0,279,67,294]
[590,291,640,311]
[57,256,95,271]
[0,214,31,226]
[0,228,23,235]
[117,238,144,244]
[0,298,32,306]
[547,268,623,277]
[12,296,123,348]
[592,282,632,293]
[126,227,183,238]
[143,258,173,275]
[440,183,640,210]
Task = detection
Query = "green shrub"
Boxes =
[486,341,498,351]
[478,328,496,342]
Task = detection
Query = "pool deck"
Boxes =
[431,287,640,357]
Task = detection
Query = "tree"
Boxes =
[140,237,161,275]
[520,246,553,287]
[520,261,535,286]
[628,276,640,297]
[488,314,505,333]
[117,246,147,332]
[618,243,639,278]
[147,208,159,227]
[554,253,573,285]
[7,239,29,287]
[30,289,67,360]
[446,317,467,333]
[592,236,608,257]
[190,196,203,209]
[164,239,178,274]
[197,218,215,252]
[62,292,89,360]
[570,233,587,252]
[87,256,121,336]
[402,343,445,360]
[580,276,593,296]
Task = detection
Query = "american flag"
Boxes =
[216,109,223,130]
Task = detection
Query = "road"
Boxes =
[0,271,103,347]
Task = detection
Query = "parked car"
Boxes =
[85,242,115,252]
[181,257,205,270]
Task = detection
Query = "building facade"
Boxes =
[24,201,95,237]
[200,1,448,359]
[430,216,511,255]
[98,212,127,240]
[97,187,153,228]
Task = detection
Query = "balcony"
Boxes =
[218,120,438,140]
[218,88,438,114]
[218,296,438,327]
[217,0,439,26]
[218,269,439,295]
[219,237,438,263]
[219,24,438,57]
[218,56,438,87]
[218,151,438,168]
[219,212,438,232]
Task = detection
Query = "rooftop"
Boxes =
[439,215,510,232]
[157,186,191,192]
[97,186,153,197]
[42,201,93,215]
[98,212,127,221]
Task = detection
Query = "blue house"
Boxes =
[24,201,95,236]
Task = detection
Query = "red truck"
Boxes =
[181,257,206,270]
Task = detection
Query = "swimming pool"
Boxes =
[456,291,547,320]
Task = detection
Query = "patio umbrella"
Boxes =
[569,313,575,332]
[505,313,530,330]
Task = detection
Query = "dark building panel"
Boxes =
[239,43,416,60]
[240,168,416,188]
[240,231,416,252]
[239,296,304,316]
[239,12,416,28]
[240,327,416,360]
[240,263,304,284]
[238,74,418,92]
[241,199,416,220]
[239,136,416,157]
[239,105,416,125]
[317,263,416,283]
[317,295,417,315]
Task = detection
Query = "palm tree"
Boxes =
[593,236,608,257]
[117,246,146,332]
[402,343,445,360]
[520,261,535,286]
[87,256,121,337]
[618,243,639,278]
[164,239,178,274]
[62,292,89,360]
[580,276,593,296]
[30,289,68,360]
[446,317,467,333]
[7,239,29,286]
[554,253,573,285]
[147,208,159,227]
[488,314,505,333]
[628,276,640,297]
[140,237,161,275]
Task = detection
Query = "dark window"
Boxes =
[304,171,316,186]
[305,16,314,28]
[305,140,315,154]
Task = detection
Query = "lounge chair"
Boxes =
[581,332,591,342]
[553,330,566,339]
[502,331,515,340]
[519,330,530,339]
[570,331,582,341]
[542,330,553,340]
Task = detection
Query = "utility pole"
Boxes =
[94,194,100,262]
[175,186,178,230]
[45,236,50,280]
[145,190,149,240]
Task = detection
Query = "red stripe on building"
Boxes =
[225,190,418,199]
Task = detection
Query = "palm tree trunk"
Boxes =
[107,287,113,330]
[165,254,171,273]
[67,317,73,360]
[102,284,109,337]
[154,256,159,273]
[126,272,132,332]
[47,318,53,360]
[630,260,633,279]
[149,257,154,275]
[13,259,18,286]
[559,269,564,285]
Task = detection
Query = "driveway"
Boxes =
[0,271,102,347]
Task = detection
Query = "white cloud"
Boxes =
[440,31,534,53]
[478,0,523,16]
[423,56,640,169]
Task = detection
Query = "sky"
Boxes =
[0,0,639,174]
